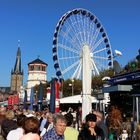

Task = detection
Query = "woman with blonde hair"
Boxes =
[1,110,17,139]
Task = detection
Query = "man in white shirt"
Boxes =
[7,114,26,140]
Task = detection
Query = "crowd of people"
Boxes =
[0,105,140,140]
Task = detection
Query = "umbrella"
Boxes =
[29,87,34,110]
[38,82,44,111]
[38,82,44,102]
[23,90,27,110]
[50,78,56,113]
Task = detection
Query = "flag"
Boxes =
[8,96,12,106]
[13,95,19,105]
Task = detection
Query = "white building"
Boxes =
[26,58,48,100]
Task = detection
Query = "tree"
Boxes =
[92,69,114,91]
[62,79,82,97]
[34,81,49,100]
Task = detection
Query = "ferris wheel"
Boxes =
[53,8,113,81]
[52,8,113,120]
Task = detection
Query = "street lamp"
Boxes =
[69,79,74,96]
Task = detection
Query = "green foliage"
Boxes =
[62,69,114,97]
[62,79,82,97]
[34,81,49,99]
[123,59,139,73]
[92,69,114,90]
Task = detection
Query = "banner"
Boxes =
[55,82,60,113]
[8,96,12,105]
[13,95,19,105]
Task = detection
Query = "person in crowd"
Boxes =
[120,129,128,140]
[93,111,108,139]
[64,112,79,140]
[39,112,47,134]
[76,106,82,131]
[7,114,26,140]
[42,113,67,140]
[107,106,123,139]
[135,122,140,140]
[40,113,54,137]
[131,117,137,140]
[78,113,104,140]
[20,116,40,140]
[1,110,17,139]
[20,133,40,140]
[0,106,6,134]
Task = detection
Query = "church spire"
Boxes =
[14,40,21,74]
[10,40,23,92]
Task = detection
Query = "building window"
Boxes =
[35,65,40,71]
[30,66,34,71]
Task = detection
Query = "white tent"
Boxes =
[60,95,98,104]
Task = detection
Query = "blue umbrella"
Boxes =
[38,82,44,102]
[38,82,44,111]
[23,90,27,110]
[50,78,57,113]
[29,87,34,110]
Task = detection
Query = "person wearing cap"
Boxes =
[78,113,104,140]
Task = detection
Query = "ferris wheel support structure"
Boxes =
[82,45,92,121]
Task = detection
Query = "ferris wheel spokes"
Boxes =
[91,37,105,52]
[91,59,100,75]
[58,43,79,54]
[93,55,109,60]
[62,59,80,75]
[59,56,79,60]
[71,59,82,80]
[93,47,108,54]
[90,29,100,49]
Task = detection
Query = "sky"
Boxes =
[0,0,140,86]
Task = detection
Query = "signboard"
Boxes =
[109,70,140,85]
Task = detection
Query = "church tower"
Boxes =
[10,42,23,93]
